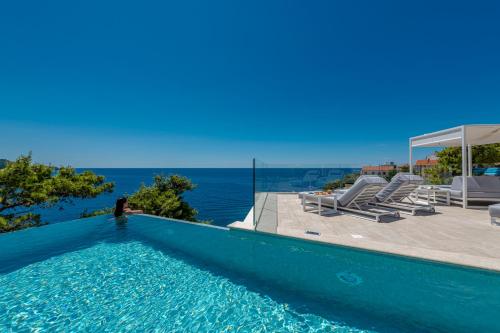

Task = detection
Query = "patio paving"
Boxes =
[229,193,500,272]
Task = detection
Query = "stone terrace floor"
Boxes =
[229,193,500,272]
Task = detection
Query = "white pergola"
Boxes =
[409,124,500,208]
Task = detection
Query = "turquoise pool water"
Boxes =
[1,215,500,332]
[2,242,358,332]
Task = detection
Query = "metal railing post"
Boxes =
[252,158,256,228]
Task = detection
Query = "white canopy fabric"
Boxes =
[410,125,500,148]
[409,124,500,208]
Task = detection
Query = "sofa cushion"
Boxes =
[450,176,500,192]
[489,204,500,218]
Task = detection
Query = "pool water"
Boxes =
[1,241,366,332]
[1,214,500,332]
[0,242,383,332]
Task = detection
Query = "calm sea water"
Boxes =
[39,168,254,226]
[36,167,358,226]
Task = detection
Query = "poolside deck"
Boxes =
[229,193,500,272]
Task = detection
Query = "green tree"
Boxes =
[399,164,410,173]
[127,174,198,221]
[323,179,343,191]
[435,148,462,175]
[423,165,449,185]
[436,143,500,175]
[343,173,360,184]
[384,169,398,181]
[0,154,114,233]
[323,172,360,191]
[80,207,114,218]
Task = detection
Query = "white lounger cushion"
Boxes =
[337,176,387,207]
[375,173,424,202]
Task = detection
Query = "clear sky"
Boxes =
[1,0,499,167]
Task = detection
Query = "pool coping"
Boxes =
[229,218,500,274]
[145,213,500,274]
[3,212,498,273]
[137,214,230,231]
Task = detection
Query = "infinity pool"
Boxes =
[1,215,499,332]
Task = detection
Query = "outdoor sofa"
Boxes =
[489,203,500,225]
[439,176,500,206]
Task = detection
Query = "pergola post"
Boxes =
[467,144,472,176]
[409,138,413,174]
[461,126,468,208]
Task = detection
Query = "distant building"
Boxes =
[361,162,399,177]
[414,156,439,175]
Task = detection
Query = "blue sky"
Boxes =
[1,0,499,167]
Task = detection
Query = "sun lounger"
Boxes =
[320,176,400,222]
[372,173,435,215]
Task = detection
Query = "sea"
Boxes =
[35,167,359,227]
[39,168,253,227]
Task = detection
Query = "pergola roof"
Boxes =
[410,125,500,148]
[409,124,500,209]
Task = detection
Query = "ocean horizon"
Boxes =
[33,167,358,226]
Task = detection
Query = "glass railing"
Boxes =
[253,159,363,231]
[251,157,500,231]
[251,158,465,230]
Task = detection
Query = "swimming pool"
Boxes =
[1,215,499,332]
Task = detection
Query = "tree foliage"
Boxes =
[399,164,410,173]
[384,169,398,182]
[0,154,114,233]
[80,207,114,218]
[423,165,450,185]
[436,143,500,175]
[127,174,198,221]
[323,173,360,191]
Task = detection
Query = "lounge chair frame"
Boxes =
[336,183,400,222]
[372,183,435,215]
